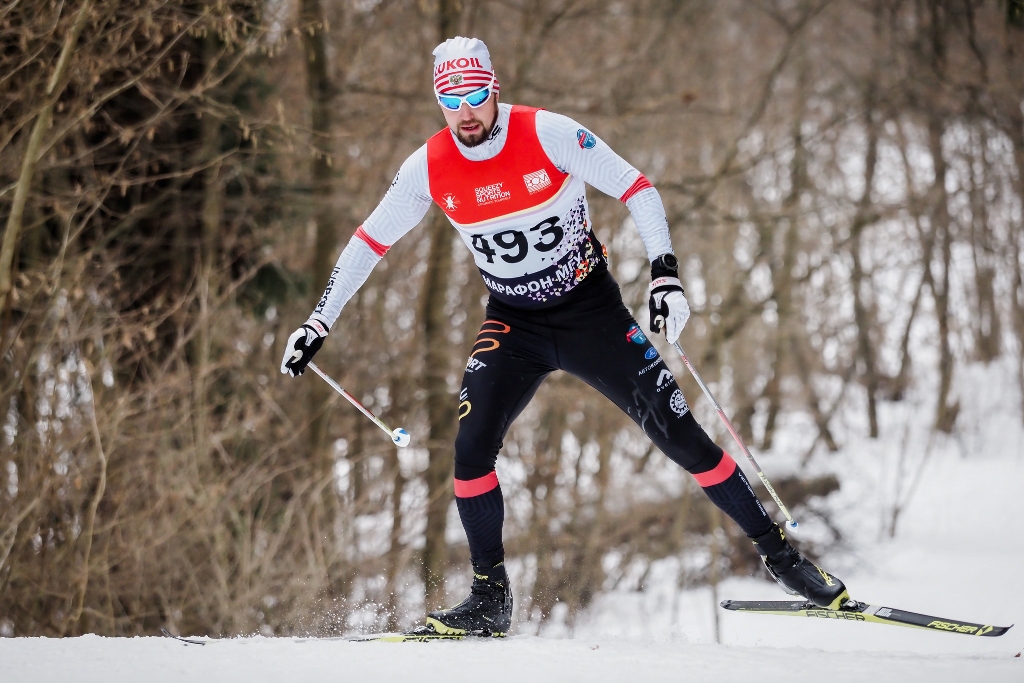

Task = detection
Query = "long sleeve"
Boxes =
[309,145,433,328]
[534,109,673,262]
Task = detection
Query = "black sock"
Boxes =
[693,452,773,537]
[454,472,505,566]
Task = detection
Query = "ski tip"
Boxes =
[992,623,1013,637]
[978,624,1012,637]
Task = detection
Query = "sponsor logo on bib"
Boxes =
[475,182,511,206]
[523,169,552,194]
[442,193,460,211]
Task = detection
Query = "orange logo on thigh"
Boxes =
[471,320,510,358]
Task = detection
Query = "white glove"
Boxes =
[649,279,690,343]
[280,319,329,377]
[648,254,689,344]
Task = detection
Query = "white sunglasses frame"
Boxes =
[435,77,496,111]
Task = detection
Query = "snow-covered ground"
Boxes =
[2,632,1018,683]
[4,361,1023,681]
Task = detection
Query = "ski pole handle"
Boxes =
[671,341,798,531]
[307,362,411,448]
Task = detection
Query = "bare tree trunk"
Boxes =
[763,60,808,450]
[193,163,220,471]
[892,127,936,402]
[519,394,567,625]
[419,0,464,613]
[419,212,458,610]
[709,505,722,644]
[63,370,108,636]
[1014,234,1024,425]
[791,335,841,452]
[383,450,406,631]
[849,78,881,437]
[927,114,959,433]
[1007,109,1024,424]
[891,274,925,401]
[193,35,223,472]
[760,351,782,451]
[0,0,92,311]
[300,0,338,484]
[566,421,614,627]
[967,126,1001,363]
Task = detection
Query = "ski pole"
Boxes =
[671,341,798,531]
[307,362,412,448]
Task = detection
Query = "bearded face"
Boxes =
[441,93,499,148]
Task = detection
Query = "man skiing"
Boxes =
[281,37,847,637]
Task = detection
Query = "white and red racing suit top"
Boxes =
[310,103,672,327]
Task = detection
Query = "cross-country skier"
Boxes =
[281,37,848,637]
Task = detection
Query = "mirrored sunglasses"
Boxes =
[436,78,494,111]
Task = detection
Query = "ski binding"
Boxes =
[350,621,505,642]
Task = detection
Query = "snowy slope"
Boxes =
[3,362,1022,682]
[0,633,1019,683]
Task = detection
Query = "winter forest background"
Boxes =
[1,0,1023,639]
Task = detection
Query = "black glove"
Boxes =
[648,253,690,343]
[280,319,329,377]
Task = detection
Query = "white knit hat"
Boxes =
[432,36,500,95]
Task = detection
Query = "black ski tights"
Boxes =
[452,271,772,567]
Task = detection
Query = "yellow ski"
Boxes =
[721,599,1012,637]
[349,622,505,642]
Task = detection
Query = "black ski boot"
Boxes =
[426,562,512,637]
[752,523,849,609]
